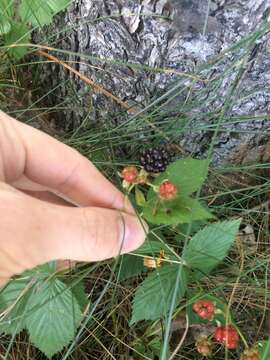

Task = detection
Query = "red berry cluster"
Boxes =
[121,167,178,203]
[158,180,178,201]
[192,300,242,354]
[214,325,239,349]
[192,299,215,320]
[121,166,139,183]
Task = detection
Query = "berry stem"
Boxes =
[223,304,248,349]
[146,182,159,190]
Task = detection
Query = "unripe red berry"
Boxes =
[214,325,239,350]
[158,181,178,200]
[121,166,138,183]
[192,299,215,320]
[196,336,212,357]
[241,349,260,360]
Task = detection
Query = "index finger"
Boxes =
[2,111,131,211]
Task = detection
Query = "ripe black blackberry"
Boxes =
[139,147,171,173]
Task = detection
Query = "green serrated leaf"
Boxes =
[32,262,57,275]
[4,21,30,59]
[0,277,32,335]
[117,254,147,281]
[130,265,188,324]
[67,280,89,311]
[183,219,241,275]
[19,0,70,26]
[26,278,82,358]
[156,158,209,196]
[175,220,207,243]
[143,195,213,225]
[142,158,212,225]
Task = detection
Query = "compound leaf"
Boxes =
[26,278,82,358]
[131,265,188,324]
[183,219,241,275]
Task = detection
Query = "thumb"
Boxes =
[0,186,148,287]
[41,205,148,264]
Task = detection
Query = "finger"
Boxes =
[0,184,147,280]
[11,174,48,191]
[1,111,133,212]
[1,188,76,276]
[0,277,10,289]
[22,190,74,206]
[42,206,148,263]
[56,260,77,271]
[15,119,129,210]
[13,176,88,208]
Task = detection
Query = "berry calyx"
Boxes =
[196,336,212,357]
[158,181,178,201]
[192,299,215,320]
[241,349,260,360]
[121,166,138,183]
[214,325,239,350]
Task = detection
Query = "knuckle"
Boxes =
[0,118,25,182]
[80,208,101,254]
[56,159,81,194]
[79,208,120,260]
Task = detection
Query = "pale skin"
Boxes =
[0,110,147,287]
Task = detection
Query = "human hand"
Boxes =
[0,111,147,287]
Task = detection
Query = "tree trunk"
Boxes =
[35,0,270,165]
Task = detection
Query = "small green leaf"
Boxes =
[156,158,209,196]
[130,265,188,324]
[26,278,82,358]
[0,277,32,335]
[4,21,30,59]
[19,0,70,26]
[142,158,212,225]
[117,255,147,281]
[183,219,241,275]
[135,187,146,206]
[143,196,213,225]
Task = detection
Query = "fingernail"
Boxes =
[120,214,148,253]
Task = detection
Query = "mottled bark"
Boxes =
[36,0,270,165]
